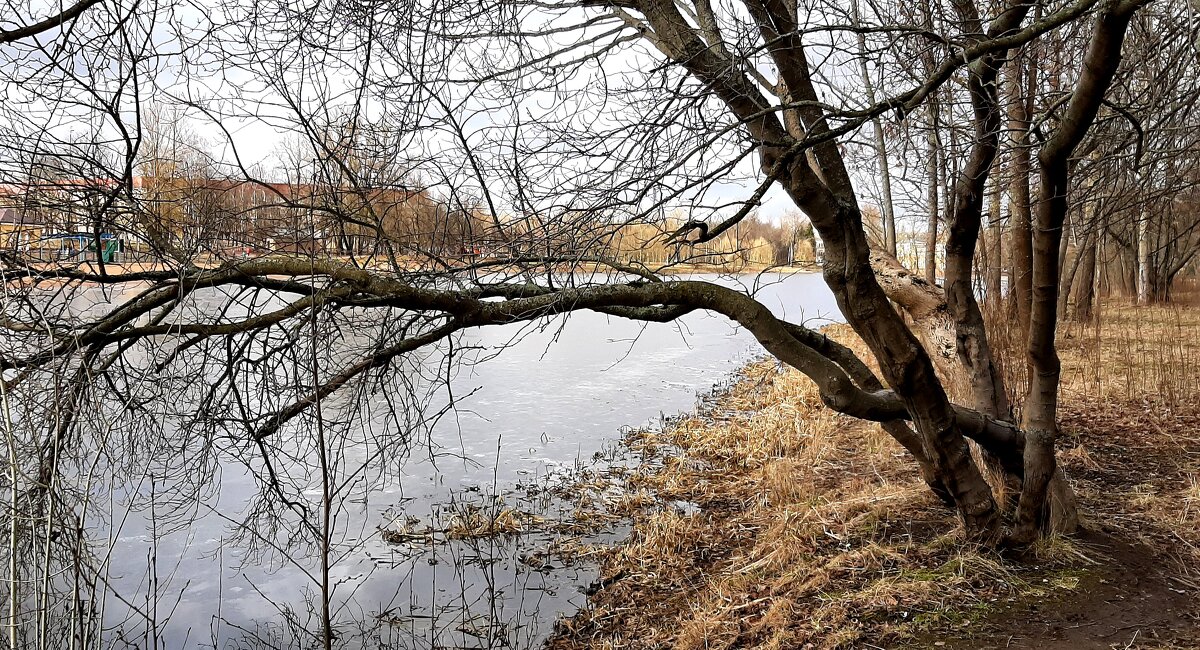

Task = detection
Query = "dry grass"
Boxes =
[549,332,1085,650]
[444,502,540,539]
[380,501,544,543]
[974,289,1200,582]
[550,294,1200,650]
[980,282,1200,412]
[1053,295,1200,590]
[1058,303,1200,410]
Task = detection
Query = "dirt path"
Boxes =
[920,531,1197,649]
[920,397,1200,649]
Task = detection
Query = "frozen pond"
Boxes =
[12,272,843,649]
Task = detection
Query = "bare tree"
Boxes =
[1,0,1192,645]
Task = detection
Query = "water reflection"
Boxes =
[8,272,842,648]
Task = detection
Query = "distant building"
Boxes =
[0,205,44,251]
[0,174,443,262]
[131,176,438,257]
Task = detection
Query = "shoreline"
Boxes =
[546,317,1200,649]
[5,256,821,279]
[547,329,988,649]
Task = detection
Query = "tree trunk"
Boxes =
[851,0,897,256]
[1016,1,1138,542]
[753,30,1000,535]
[1007,54,1034,341]
[1057,213,1072,302]
[1111,233,1137,298]
[986,174,1004,308]
[1071,235,1097,321]
[1137,210,1153,304]
[926,97,941,285]
[920,0,939,285]
[1057,230,1082,319]
[799,196,999,538]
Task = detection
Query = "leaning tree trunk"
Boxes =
[1058,234,1082,319]
[629,0,1149,540]
[753,23,1001,536]
[800,195,1000,536]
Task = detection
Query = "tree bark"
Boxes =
[986,174,1004,308]
[920,0,940,285]
[746,15,999,535]
[1137,208,1153,304]
[927,98,941,285]
[852,0,898,256]
[1016,0,1142,542]
[1071,234,1097,321]
[1007,53,1034,341]
[870,250,959,379]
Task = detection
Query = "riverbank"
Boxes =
[548,304,1200,649]
[5,255,820,281]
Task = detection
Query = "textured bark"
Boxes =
[932,0,1033,515]
[872,244,1079,526]
[986,177,1004,307]
[801,199,1000,536]
[870,250,959,379]
[1007,54,1035,341]
[1072,236,1097,321]
[1016,0,1142,542]
[926,100,941,285]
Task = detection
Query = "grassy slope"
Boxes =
[548,297,1200,650]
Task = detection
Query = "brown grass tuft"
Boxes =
[444,502,540,539]
[548,297,1200,650]
[549,328,1043,649]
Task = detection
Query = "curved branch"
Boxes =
[11,260,1027,477]
[0,0,102,43]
